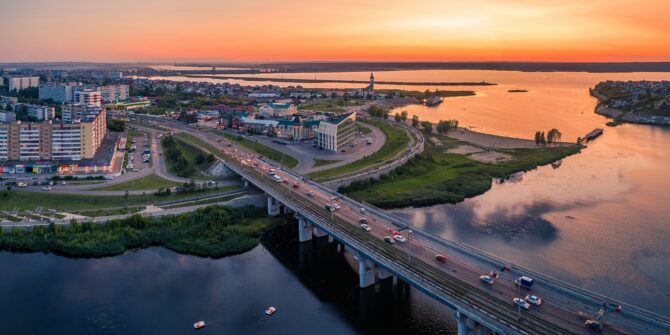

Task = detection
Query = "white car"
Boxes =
[42,186,51,191]
[393,234,407,243]
[525,295,543,306]
[360,224,371,232]
[513,297,531,310]
[479,275,495,285]
[104,176,115,180]
[332,203,341,210]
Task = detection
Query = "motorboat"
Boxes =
[266,306,277,315]
[193,321,206,329]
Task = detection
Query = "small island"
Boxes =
[508,89,528,93]
[590,81,670,125]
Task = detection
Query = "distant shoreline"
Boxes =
[171,74,496,87]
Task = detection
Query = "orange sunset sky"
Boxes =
[1,0,669,62]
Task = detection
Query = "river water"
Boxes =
[2,70,669,332]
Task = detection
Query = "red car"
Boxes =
[387,228,401,235]
[434,254,448,263]
[292,182,300,188]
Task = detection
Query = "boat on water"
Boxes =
[266,306,277,315]
[425,96,443,106]
[583,128,604,141]
[193,321,206,329]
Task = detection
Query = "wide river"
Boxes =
[2,70,670,333]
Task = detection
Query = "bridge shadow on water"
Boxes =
[261,220,458,335]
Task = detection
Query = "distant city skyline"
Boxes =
[1,0,669,62]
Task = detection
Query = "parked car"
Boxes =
[42,186,51,191]
[513,297,531,310]
[360,224,371,232]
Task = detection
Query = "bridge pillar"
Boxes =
[313,225,328,238]
[297,215,313,242]
[266,195,280,216]
[377,267,393,281]
[356,253,376,288]
[455,311,468,335]
[474,323,487,335]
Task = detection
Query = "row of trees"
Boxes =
[162,136,196,177]
[534,128,562,146]
[367,105,389,118]
[436,119,459,133]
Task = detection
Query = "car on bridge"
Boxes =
[325,204,336,212]
[306,191,315,197]
[359,218,368,224]
[479,275,495,285]
[585,320,603,332]
[513,297,531,310]
[525,295,543,306]
[360,224,371,232]
[383,236,396,244]
[393,235,407,243]
[434,254,448,263]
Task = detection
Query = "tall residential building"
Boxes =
[74,88,102,107]
[38,83,81,103]
[3,76,40,92]
[100,84,129,102]
[62,104,102,123]
[0,111,16,123]
[0,109,106,162]
[314,112,357,151]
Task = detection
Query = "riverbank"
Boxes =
[340,132,581,208]
[0,206,284,258]
[590,83,670,126]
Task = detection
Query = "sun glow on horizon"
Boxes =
[1,0,669,62]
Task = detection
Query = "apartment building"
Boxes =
[0,109,106,162]
[74,88,102,107]
[38,83,81,102]
[3,75,40,92]
[100,84,129,102]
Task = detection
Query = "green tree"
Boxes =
[534,131,541,145]
[400,110,408,121]
[394,112,402,122]
[540,131,547,145]
[547,128,562,145]
[411,115,420,128]
[420,121,433,132]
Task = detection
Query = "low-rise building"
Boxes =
[240,117,278,135]
[258,103,298,118]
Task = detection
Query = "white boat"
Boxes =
[193,321,206,329]
[265,306,277,315]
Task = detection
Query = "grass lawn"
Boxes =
[313,158,342,167]
[307,120,410,180]
[340,137,582,208]
[357,124,372,135]
[93,174,182,191]
[214,131,299,168]
[0,187,232,212]
[163,136,214,179]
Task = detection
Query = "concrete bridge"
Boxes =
[222,147,670,335]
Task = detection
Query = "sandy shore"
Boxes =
[445,128,576,149]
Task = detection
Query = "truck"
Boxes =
[514,276,534,289]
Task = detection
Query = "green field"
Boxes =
[340,136,581,208]
[214,132,299,168]
[299,99,359,113]
[312,158,342,168]
[307,120,410,180]
[94,174,182,191]
[0,187,233,212]
[0,206,284,258]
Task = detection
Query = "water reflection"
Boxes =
[0,224,457,334]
